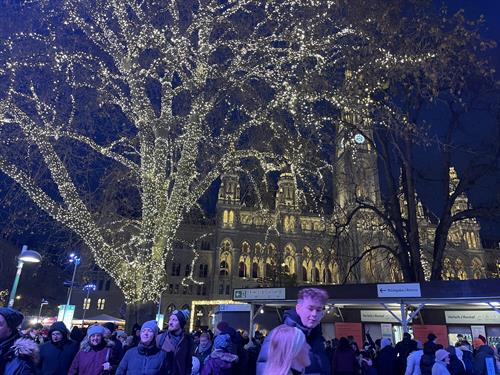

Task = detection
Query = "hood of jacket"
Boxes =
[209,349,238,364]
[49,322,69,340]
[283,309,322,338]
[11,337,39,364]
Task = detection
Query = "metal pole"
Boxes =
[400,301,408,333]
[8,260,24,308]
[249,303,254,337]
[81,288,91,328]
[62,261,78,322]
[157,293,162,316]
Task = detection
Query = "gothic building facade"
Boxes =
[72,125,499,327]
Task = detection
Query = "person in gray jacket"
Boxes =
[256,288,330,375]
[116,320,167,375]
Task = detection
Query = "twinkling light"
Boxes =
[0,0,471,302]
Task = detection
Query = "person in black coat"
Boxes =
[420,340,437,375]
[375,338,397,375]
[395,332,417,374]
[0,307,38,375]
[38,321,79,375]
[256,288,330,375]
[446,346,465,375]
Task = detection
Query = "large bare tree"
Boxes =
[0,0,353,310]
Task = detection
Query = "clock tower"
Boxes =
[334,111,380,210]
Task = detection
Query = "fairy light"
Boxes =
[0,0,362,303]
[0,0,485,302]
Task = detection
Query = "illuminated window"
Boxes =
[97,298,105,310]
[83,298,91,310]
[219,260,229,276]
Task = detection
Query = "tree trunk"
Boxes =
[125,301,157,334]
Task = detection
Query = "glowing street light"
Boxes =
[8,245,42,308]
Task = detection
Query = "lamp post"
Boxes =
[8,245,42,308]
[37,299,49,323]
[62,253,81,322]
[81,283,96,328]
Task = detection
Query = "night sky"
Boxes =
[0,0,499,256]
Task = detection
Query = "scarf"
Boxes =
[197,341,211,353]
[169,332,182,348]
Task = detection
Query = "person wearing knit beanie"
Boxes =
[87,324,105,338]
[171,309,190,331]
[156,310,194,375]
[141,320,159,336]
[203,333,239,374]
[214,334,230,350]
[0,307,24,334]
[0,307,38,375]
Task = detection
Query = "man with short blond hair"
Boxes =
[256,287,330,375]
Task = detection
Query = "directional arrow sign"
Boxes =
[377,283,421,298]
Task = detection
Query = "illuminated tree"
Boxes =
[0,0,352,308]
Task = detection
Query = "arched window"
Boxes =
[314,267,321,283]
[265,262,274,278]
[455,259,468,280]
[324,269,332,284]
[238,262,247,278]
[442,258,455,280]
[472,258,485,279]
[220,260,229,276]
[252,262,259,278]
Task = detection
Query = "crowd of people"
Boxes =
[1,288,500,375]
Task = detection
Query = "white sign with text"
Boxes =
[361,310,402,323]
[233,288,286,300]
[377,283,421,298]
[445,311,500,325]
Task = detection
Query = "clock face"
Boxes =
[354,133,365,144]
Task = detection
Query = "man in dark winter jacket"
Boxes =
[38,321,79,375]
[472,338,498,375]
[395,332,417,374]
[157,309,193,375]
[420,340,438,375]
[256,287,330,375]
[0,307,38,375]
[375,338,397,375]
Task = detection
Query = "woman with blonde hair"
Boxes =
[263,324,310,375]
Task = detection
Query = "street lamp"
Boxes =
[81,283,96,327]
[62,253,81,322]
[37,299,49,323]
[8,245,42,307]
